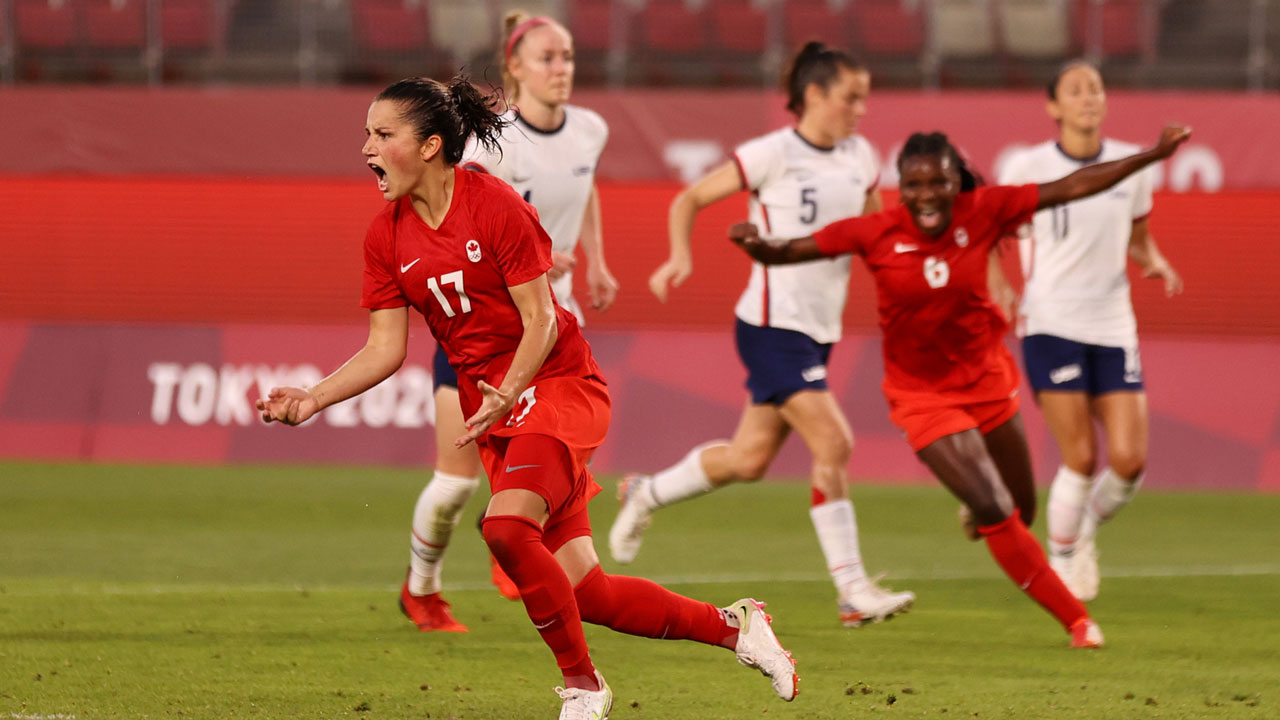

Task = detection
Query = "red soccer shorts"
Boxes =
[478,375,610,531]
[886,348,1022,451]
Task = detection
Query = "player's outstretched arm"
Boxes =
[256,307,409,425]
[728,222,824,265]
[651,162,743,302]
[1036,125,1191,210]
[457,275,558,448]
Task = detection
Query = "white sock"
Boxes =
[1046,465,1092,556]
[1083,467,1143,535]
[408,471,480,596]
[810,499,871,596]
[647,442,722,508]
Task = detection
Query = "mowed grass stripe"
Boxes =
[1,462,1278,719]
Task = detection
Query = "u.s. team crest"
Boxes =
[466,239,482,262]
[954,227,969,247]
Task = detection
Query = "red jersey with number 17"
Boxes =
[813,184,1039,395]
[360,166,600,418]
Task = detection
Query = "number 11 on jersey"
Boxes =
[427,271,472,317]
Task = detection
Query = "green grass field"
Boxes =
[2,461,1277,719]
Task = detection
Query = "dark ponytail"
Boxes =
[783,41,863,116]
[897,132,984,192]
[375,74,508,166]
[446,76,506,162]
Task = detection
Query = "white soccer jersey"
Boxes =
[461,105,608,325]
[999,139,1154,348]
[731,128,880,344]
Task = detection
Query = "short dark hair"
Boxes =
[1046,59,1100,100]
[897,132,983,192]
[782,41,864,116]
[376,75,507,165]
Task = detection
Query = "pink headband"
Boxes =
[504,16,553,61]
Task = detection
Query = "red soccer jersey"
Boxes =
[360,166,600,418]
[813,184,1039,393]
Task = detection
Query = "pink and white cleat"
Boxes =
[725,598,799,701]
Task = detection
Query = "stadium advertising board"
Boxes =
[0,322,1277,491]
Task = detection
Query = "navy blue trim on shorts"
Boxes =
[1022,334,1144,395]
[432,345,459,391]
[734,318,833,405]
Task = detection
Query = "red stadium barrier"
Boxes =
[0,87,1275,189]
[1,176,1277,336]
[0,321,1277,491]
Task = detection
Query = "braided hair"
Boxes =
[897,132,984,192]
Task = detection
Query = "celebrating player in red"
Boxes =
[401,10,618,630]
[728,125,1191,647]
[256,76,797,719]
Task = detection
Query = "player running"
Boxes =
[998,60,1183,602]
[728,125,1191,647]
[611,41,915,628]
[257,75,797,719]
[400,12,620,630]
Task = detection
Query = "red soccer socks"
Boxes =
[979,510,1090,631]
[573,565,737,649]
[481,514,597,686]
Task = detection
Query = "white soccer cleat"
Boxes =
[555,671,612,720]
[726,598,798,701]
[608,474,654,564]
[1072,534,1100,602]
[838,582,916,627]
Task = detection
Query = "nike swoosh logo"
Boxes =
[505,464,541,472]
[736,603,752,633]
[400,258,421,273]
[894,243,919,253]
[533,619,553,630]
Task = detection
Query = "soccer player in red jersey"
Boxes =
[728,126,1191,648]
[256,76,797,719]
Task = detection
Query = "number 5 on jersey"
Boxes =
[427,270,472,317]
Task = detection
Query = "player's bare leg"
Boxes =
[780,390,914,626]
[609,403,788,563]
[1074,390,1149,600]
[980,413,1038,525]
[401,386,481,631]
[1037,390,1098,598]
[918,428,1099,646]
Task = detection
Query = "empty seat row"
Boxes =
[11,0,229,51]
[562,0,1148,60]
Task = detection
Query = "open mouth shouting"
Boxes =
[914,206,945,233]
[369,162,389,193]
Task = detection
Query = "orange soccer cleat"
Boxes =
[1069,618,1105,649]
[489,553,521,601]
[399,582,468,633]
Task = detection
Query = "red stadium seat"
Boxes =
[162,0,223,50]
[351,0,430,52]
[82,0,145,50]
[710,0,768,54]
[14,0,80,49]
[1072,0,1146,57]
[638,0,708,54]
[784,0,852,51]
[853,0,925,56]
[567,0,614,52]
